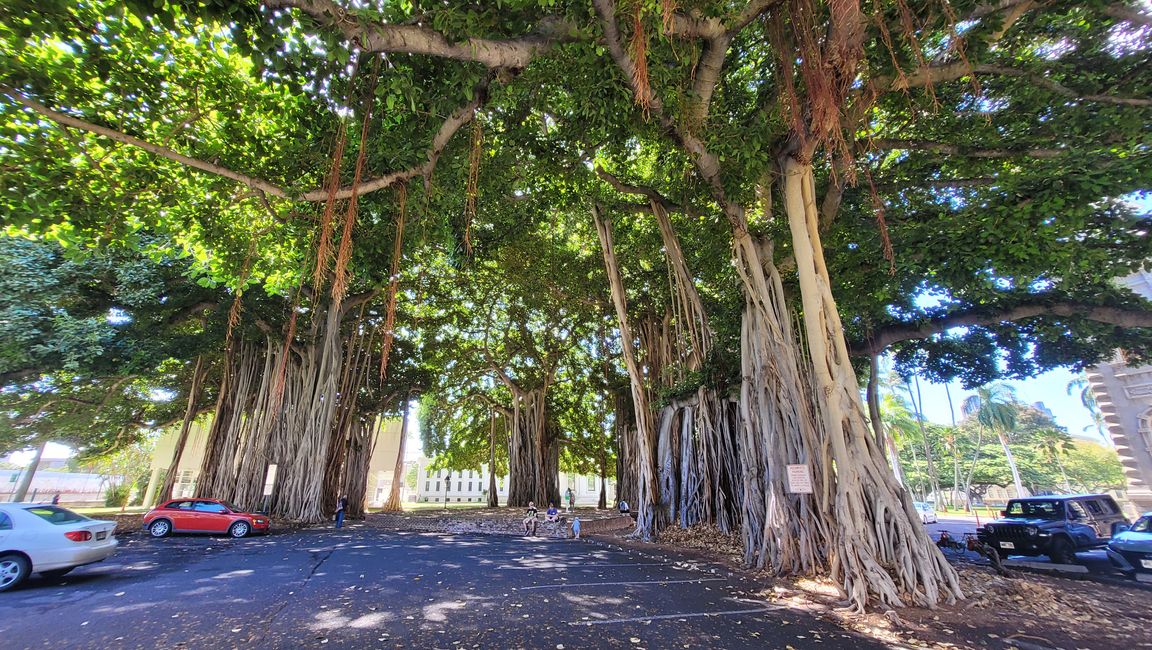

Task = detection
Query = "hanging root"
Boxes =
[863,168,895,273]
[463,119,482,255]
[629,3,652,114]
[378,183,407,382]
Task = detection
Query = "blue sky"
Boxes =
[908,366,1108,445]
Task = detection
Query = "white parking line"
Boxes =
[569,606,783,626]
[496,562,671,570]
[517,578,727,590]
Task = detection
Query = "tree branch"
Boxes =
[2,82,488,203]
[1103,4,1152,27]
[264,0,578,69]
[865,138,1066,159]
[593,0,739,225]
[594,166,689,213]
[872,64,1152,107]
[873,176,999,190]
[1,85,294,199]
[972,65,1152,107]
[306,80,489,200]
[852,301,1152,355]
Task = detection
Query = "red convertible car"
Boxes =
[142,499,270,538]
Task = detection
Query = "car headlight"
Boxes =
[1027,526,1038,536]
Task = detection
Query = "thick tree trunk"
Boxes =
[487,410,499,507]
[867,354,903,485]
[11,440,47,502]
[382,402,411,512]
[505,386,551,507]
[593,206,662,538]
[158,355,208,503]
[782,156,961,610]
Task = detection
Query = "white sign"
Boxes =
[786,464,813,494]
[262,464,278,497]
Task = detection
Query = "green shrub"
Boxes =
[104,482,131,508]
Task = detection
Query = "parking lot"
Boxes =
[0,527,883,649]
[926,516,1122,577]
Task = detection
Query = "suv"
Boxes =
[976,494,1129,564]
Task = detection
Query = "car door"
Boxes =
[1065,500,1096,547]
[165,500,196,532]
[0,510,12,547]
[192,501,232,533]
[1082,499,1109,541]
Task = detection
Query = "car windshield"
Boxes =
[1132,516,1151,533]
[24,505,90,525]
[1005,500,1064,519]
[221,502,243,513]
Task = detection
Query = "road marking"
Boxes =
[518,578,726,590]
[497,562,670,570]
[569,606,783,626]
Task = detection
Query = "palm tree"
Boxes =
[1035,428,1074,492]
[1066,374,1112,447]
[961,383,1024,498]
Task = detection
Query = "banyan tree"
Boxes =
[3,0,1151,611]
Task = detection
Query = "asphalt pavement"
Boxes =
[0,526,885,649]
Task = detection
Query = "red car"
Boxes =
[142,499,270,539]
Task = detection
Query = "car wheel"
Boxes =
[149,519,172,538]
[1048,537,1076,564]
[0,554,31,593]
[40,567,74,580]
[228,521,250,538]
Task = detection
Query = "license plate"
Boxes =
[999,541,1015,549]
[96,531,107,541]
[1141,559,1152,569]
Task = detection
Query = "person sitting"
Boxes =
[545,503,560,522]
[523,502,539,536]
[618,500,630,514]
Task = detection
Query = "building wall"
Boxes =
[364,419,405,508]
[1087,270,1152,514]
[150,416,213,498]
[0,470,112,504]
[410,457,614,506]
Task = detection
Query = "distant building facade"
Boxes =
[410,456,613,506]
[1087,270,1152,514]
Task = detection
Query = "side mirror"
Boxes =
[1000,510,1008,518]
[1112,522,1131,535]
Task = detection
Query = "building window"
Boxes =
[587,477,596,490]
[457,481,462,491]
[456,497,461,502]
[468,482,472,491]
[435,481,440,492]
[425,481,430,491]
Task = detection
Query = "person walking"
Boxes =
[565,487,574,513]
[335,495,348,529]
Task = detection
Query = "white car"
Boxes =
[914,502,938,524]
[0,503,118,592]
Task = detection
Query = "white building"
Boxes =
[410,456,613,506]
[1087,270,1152,514]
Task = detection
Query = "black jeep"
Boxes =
[976,494,1129,564]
